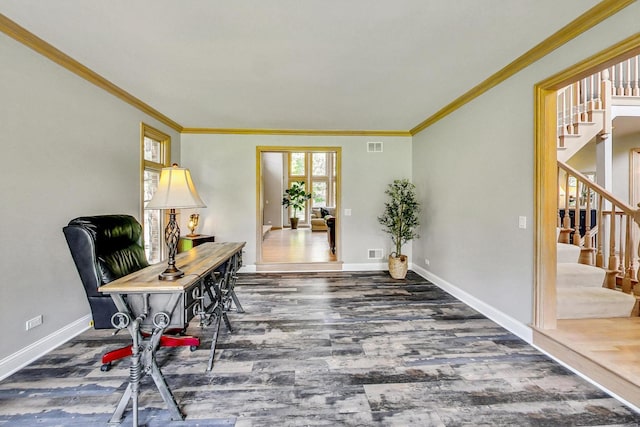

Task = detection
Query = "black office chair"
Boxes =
[63,214,199,371]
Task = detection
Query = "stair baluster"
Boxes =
[606,207,619,289]
[595,196,604,268]
[622,216,634,294]
[559,170,572,243]
[573,180,582,248]
[579,181,595,265]
[633,56,639,96]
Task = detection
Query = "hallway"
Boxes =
[261,228,337,263]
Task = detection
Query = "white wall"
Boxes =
[568,129,640,204]
[613,131,640,202]
[411,3,640,325]
[0,33,180,363]
[180,134,412,266]
[262,152,284,228]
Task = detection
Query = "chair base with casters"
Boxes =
[100,333,201,371]
[63,215,201,371]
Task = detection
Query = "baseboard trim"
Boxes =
[342,263,387,271]
[411,264,533,343]
[241,262,388,273]
[239,264,257,273]
[0,314,92,381]
[255,262,343,272]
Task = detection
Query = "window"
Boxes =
[287,151,337,224]
[141,123,170,264]
[311,152,337,208]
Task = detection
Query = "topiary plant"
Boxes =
[378,179,420,257]
[282,181,312,228]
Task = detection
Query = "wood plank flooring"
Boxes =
[533,317,640,409]
[1,271,639,426]
[261,228,337,263]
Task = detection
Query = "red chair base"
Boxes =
[101,335,200,371]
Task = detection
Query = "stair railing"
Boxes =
[557,53,640,142]
[558,160,640,295]
[610,54,640,97]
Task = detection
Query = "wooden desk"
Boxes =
[99,241,245,426]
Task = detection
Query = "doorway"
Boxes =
[534,34,640,329]
[256,146,342,270]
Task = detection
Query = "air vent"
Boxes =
[368,249,383,259]
[367,141,383,153]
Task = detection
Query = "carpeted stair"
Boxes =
[556,243,636,319]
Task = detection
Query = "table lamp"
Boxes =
[145,164,206,280]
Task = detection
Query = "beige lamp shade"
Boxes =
[145,165,206,209]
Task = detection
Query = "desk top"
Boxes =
[99,242,245,294]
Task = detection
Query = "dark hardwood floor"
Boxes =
[1,271,639,426]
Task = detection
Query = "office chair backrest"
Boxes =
[63,215,149,328]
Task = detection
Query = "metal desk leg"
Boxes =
[229,288,244,313]
[227,253,244,313]
[206,304,223,371]
[150,359,185,421]
[108,293,185,426]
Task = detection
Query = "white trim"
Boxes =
[241,263,388,273]
[411,264,533,343]
[612,104,640,118]
[0,314,92,381]
[531,342,640,413]
[342,263,387,271]
[239,264,257,273]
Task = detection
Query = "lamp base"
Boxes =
[159,208,184,281]
[158,266,184,281]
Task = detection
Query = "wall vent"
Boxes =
[367,141,383,153]
[368,249,383,259]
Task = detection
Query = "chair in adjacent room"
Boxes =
[63,214,199,371]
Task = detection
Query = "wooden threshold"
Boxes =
[532,317,640,410]
[256,261,343,272]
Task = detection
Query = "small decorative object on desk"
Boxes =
[187,213,200,237]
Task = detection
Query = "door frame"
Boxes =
[255,146,342,266]
[534,34,640,329]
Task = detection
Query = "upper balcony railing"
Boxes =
[557,54,640,139]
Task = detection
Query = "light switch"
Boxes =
[344,209,352,216]
[518,216,527,229]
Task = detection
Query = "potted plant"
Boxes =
[377,179,420,279]
[282,181,312,229]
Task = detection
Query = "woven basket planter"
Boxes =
[388,254,408,279]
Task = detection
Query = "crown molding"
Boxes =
[537,32,640,90]
[410,0,636,135]
[3,0,632,138]
[181,128,411,137]
[0,14,183,133]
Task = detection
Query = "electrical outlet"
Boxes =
[26,315,43,331]
[425,258,430,266]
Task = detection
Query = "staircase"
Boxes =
[557,162,639,319]
[557,241,636,319]
[556,55,640,320]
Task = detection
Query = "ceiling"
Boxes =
[0,1,602,131]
